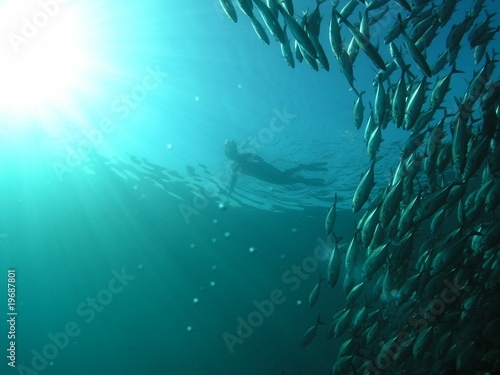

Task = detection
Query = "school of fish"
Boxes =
[219,0,500,373]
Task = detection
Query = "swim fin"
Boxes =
[301,162,328,172]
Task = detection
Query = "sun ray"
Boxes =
[0,1,92,132]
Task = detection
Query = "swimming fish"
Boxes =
[300,315,324,348]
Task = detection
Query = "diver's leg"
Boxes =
[283,166,303,177]
[288,175,327,186]
[284,162,328,176]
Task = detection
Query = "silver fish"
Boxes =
[251,16,270,45]
[308,273,325,308]
[253,0,286,44]
[327,239,341,288]
[300,315,324,347]
[352,158,379,213]
[353,91,365,130]
[397,14,432,77]
[329,2,343,59]
[336,10,387,71]
[219,0,238,22]
[325,193,338,236]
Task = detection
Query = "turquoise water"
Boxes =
[2,0,500,374]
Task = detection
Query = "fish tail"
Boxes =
[334,8,345,22]
[401,63,411,73]
[451,63,465,75]
[485,10,496,19]
[316,315,325,325]
[319,273,325,283]
[396,13,404,30]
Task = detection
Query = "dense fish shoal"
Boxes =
[220,0,500,374]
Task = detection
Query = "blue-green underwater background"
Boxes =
[1,0,500,374]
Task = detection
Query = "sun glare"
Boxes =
[0,0,89,132]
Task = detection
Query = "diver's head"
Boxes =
[224,140,239,159]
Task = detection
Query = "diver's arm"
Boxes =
[227,163,239,198]
[228,173,238,197]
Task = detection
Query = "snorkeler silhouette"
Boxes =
[224,140,328,196]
